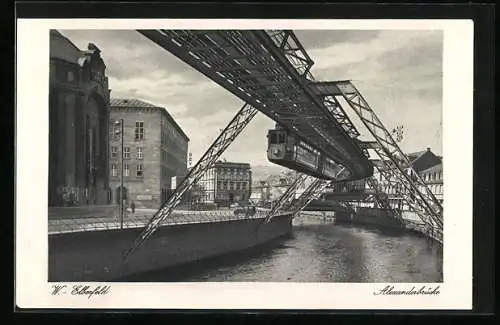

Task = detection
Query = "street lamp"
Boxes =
[114,119,124,229]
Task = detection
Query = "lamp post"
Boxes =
[114,119,124,229]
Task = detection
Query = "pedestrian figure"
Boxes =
[130,200,136,214]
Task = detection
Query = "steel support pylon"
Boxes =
[364,176,402,221]
[122,103,258,260]
[332,80,443,231]
[262,173,310,224]
[286,167,354,218]
[371,153,442,240]
[288,178,332,218]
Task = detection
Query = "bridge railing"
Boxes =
[401,214,443,244]
[48,208,275,235]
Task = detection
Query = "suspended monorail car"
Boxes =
[267,128,351,181]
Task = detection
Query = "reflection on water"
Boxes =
[127,218,443,283]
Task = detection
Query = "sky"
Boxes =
[59,29,443,168]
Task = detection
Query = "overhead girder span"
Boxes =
[329,80,442,232]
[136,29,373,182]
[308,81,360,139]
[122,104,258,260]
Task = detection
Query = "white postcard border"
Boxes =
[15,19,473,310]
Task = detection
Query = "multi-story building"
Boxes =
[48,30,111,206]
[418,163,443,205]
[196,161,252,206]
[108,98,189,208]
[405,147,442,173]
[374,147,443,210]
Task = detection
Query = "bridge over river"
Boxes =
[48,29,443,282]
[120,216,443,283]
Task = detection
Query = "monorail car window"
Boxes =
[270,132,278,144]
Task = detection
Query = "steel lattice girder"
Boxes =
[307,82,360,138]
[262,173,310,224]
[364,176,403,220]
[137,29,372,181]
[122,104,258,260]
[331,80,443,227]
[371,153,442,234]
[285,167,352,218]
[373,144,442,230]
[288,178,332,218]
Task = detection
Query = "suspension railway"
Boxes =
[48,29,444,281]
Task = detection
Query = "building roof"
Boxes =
[419,163,443,174]
[407,149,429,163]
[110,97,189,142]
[50,30,83,64]
[215,161,251,168]
[110,98,159,108]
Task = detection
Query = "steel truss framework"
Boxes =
[331,80,443,232]
[137,29,372,181]
[364,176,402,220]
[287,178,332,217]
[122,104,258,259]
[278,167,358,220]
[123,30,445,258]
[370,152,443,241]
[263,173,310,224]
[308,81,360,139]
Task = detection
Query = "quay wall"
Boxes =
[352,207,403,229]
[49,214,293,282]
[333,207,402,229]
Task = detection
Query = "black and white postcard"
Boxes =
[15,19,473,310]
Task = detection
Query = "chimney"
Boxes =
[427,147,430,152]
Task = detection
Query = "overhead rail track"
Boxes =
[122,30,443,258]
[137,29,373,182]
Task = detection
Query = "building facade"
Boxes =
[48,30,111,206]
[196,161,252,206]
[374,147,443,211]
[418,163,443,205]
[108,98,189,208]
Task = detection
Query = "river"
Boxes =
[130,217,443,283]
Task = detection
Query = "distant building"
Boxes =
[196,161,252,205]
[419,163,443,205]
[405,147,442,173]
[108,98,189,208]
[48,30,111,206]
[373,147,443,211]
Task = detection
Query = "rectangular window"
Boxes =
[124,163,130,177]
[113,123,120,140]
[123,147,130,159]
[242,182,247,190]
[67,70,75,82]
[111,146,117,158]
[136,164,144,177]
[111,163,117,177]
[135,121,145,140]
[137,147,143,159]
